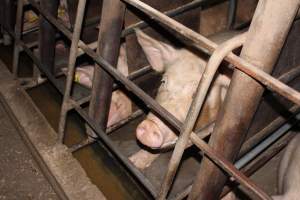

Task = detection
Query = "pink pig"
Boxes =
[67,44,132,128]
[130,30,233,169]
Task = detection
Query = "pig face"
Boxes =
[135,30,211,148]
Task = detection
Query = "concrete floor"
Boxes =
[0,99,58,200]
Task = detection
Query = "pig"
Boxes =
[272,133,300,200]
[64,44,132,128]
[129,30,232,169]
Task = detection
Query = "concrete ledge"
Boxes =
[0,59,106,200]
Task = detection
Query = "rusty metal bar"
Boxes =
[122,0,300,106]
[88,0,126,135]
[39,0,59,74]
[22,0,299,198]
[171,130,296,200]
[57,0,87,143]
[188,1,300,199]
[12,0,24,78]
[158,32,247,200]
[70,109,144,153]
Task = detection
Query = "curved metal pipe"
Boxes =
[158,32,247,200]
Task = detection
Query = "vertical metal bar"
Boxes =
[12,0,24,78]
[157,33,247,200]
[39,0,59,74]
[88,0,126,135]
[58,0,87,143]
[227,0,237,29]
[188,1,300,200]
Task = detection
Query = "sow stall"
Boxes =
[2,0,300,199]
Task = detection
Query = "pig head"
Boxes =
[135,29,231,148]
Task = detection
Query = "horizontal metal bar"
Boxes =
[122,0,300,106]
[70,109,144,152]
[121,0,223,37]
[16,36,158,197]
[26,1,272,198]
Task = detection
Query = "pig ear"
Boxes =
[117,43,129,76]
[135,29,178,72]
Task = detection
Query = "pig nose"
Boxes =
[136,119,164,148]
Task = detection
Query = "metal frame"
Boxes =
[11,0,300,199]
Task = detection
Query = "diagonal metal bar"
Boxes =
[121,0,300,106]
[58,0,88,143]
[158,32,248,200]
[25,1,280,198]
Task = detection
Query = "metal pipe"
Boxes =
[235,112,300,169]
[122,0,300,106]
[70,109,144,152]
[171,130,295,200]
[39,0,59,74]
[23,1,298,198]
[17,37,158,197]
[58,0,87,143]
[12,0,24,78]
[88,0,126,135]
[121,0,225,37]
[227,0,237,29]
[239,105,300,157]
[158,32,247,200]
[188,1,300,200]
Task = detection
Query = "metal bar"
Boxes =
[17,38,158,197]
[24,1,296,198]
[158,32,247,200]
[235,112,300,169]
[39,0,59,74]
[189,1,300,199]
[122,0,300,106]
[70,109,144,153]
[171,130,295,200]
[227,0,237,29]
[239,105,300,158]
[88,0,126,135]
[122,0,212,37]
[12,0,24,78]
[58,0,87,143]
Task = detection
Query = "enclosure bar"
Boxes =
[58,0,87,143]
[158,32,247,200]
[189,1,300,199]
[122,0,300,106]
[12,0,24,78]
[25,1,276,198]
[227,0,237,29]
[171,131,296,200]
[39,0,59,74]
[16,36,158,197]
[239,105,300,158]
[70,109,144,153]
[122,0,217,37]
[88,0,126,135]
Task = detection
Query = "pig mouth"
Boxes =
[136,119,165,148]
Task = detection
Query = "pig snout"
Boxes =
[136,119,165,148]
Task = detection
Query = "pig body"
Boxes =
[129,30,232,169]
[65,44,132,128]
[272,134,300,200]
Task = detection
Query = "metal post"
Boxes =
[58,0,87,143]
[39,0,59,74]
[188,1,300,199]
[88,0,126,134]
[12,0,24,78]
[157,32,247,200]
